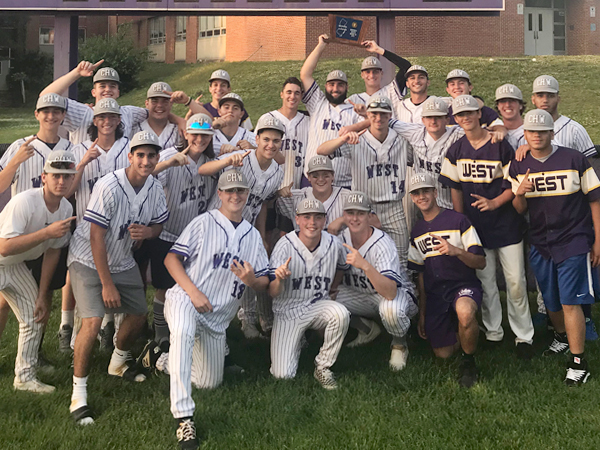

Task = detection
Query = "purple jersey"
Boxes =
[203,102,250,124]
[439,136,524,248]
[448,105,499,128]
[408,209,484,297]
[505,146,600,263]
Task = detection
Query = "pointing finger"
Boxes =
[342,243,357,252]
[180,145,190,155]
[91,59,105,70]
[524,168,531,180]
[283,257,291,269]
[242,150,251,159]
[357,129,367,136]
[470,194,483,200]
[430,233,445,242]
[24,135,37,146]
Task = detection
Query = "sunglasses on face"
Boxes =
[49,161,76,170]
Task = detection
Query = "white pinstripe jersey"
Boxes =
[68,168,169,273]
[269,231,349,320]
[62,98,148,145]
[303,81,362,187]
[133,120,180,150]
[167,209,269,333]
[213,128,256,157]
[395,98,425,124]
[338,128,412,203]
[0,136,73,197]
[506,125,525,150]
[276,186,349,232]
[267,110,309,189]
[389,120,465,209]
[0,188,72,266]
[348,78,408,120]
[157,147,217,242]
[339,227,414,299]
[208,149,283,225]
[71,137,131,223]
[552,115,596,157]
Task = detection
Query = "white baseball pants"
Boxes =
[371,201,409,269]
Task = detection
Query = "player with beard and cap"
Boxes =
[300,34,363,188]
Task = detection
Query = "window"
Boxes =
[149,17,166,45]
[198,16,226,39]
[39,27,54,45]
[176,16,187,41]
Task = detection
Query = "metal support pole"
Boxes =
[54,14,79,100]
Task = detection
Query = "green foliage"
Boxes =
[5,51,54,107]
[78,24,149,102]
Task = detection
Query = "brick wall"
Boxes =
[567,0,600,55]
[186,17,199,64]
[226,16,307,61]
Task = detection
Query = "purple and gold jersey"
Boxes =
[505,146,600,263]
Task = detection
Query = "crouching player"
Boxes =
[507,109,600,386]
[408,174,486,388]
[337,192,418,370]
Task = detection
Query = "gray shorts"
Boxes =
[69,262,148,319]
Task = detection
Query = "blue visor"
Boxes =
[189,121,212,130]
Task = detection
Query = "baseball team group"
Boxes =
[0,34,598,449]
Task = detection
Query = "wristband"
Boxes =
[184,96,192,107]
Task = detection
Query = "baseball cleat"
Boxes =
[314,368,337,390]
[516,342,534,360]
[108,359,147,382]
[99,321,115,352]
[564,356,590,387]
[58,324,73,353]
[71,405,94,426]
[137,340,163,371]
[241,320,261,339]
[389,345,409,371]
[458,357,479,388]
[176,417,199,450]
[542,332,570,356]
[13,378,56,394]
[346,320,381,348]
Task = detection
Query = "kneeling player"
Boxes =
[163,170,269,450]
[269,198,350,390]
[408,174,486,388]
[337,192,418,370]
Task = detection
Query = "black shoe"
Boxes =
[564,356,590,387]
[516,342,534,360]
[58,325,73,353]
[99,322,115,352]
[542,332,569,357]
[458,357,479,388]
[176,417,199,450]
[137,340,163,371]
[36,352,55,375]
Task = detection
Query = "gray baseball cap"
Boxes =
[495,83,523,101]
[326,70,348,83]
[452,95,480,115]
[523,109,554,131]
[255,114,285,135]
[421,96,449,117]
[532,75,559,94]
[445,69,471,83]
[307,155,334,174]
[186,113,214,135]
[218,93,244,109]
[343,191,371,212]
[218,169,249,190]
[93,67,120,84]
[130,130,161,152]
[361,56,382,71]
[93,98,121,117]
[209,69,231,84]
[408,173,436,193]
[366,95,393,114]
[36,93,66,111]
[43,150,78,174]
[405,65,428,78]
[295,197,326,215]
[147,81,172,99]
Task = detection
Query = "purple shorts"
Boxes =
[425,285,482,349]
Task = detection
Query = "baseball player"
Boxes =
[407,173,486,388]
[0,149,77,393]
[210,93,257,157]
[300,34,363,187]
[269,197,350,389]
[337,192,418,370]
[148,169,269,450]
[397,65,431,124]
[67,130,168,425]
[495,84,527,150]
[317,96,412,268]
[506,109,600,385]
[438,95,535,358]
[133,82,180,150]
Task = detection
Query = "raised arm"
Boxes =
[40,60,104,97]
[0,217,74,257]
[317,132,360,156]
[300,34,329,92]
[362,40,412,89]
[197,150,251,176]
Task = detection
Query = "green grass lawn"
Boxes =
[1,291,600,449]
[1,55,600,144]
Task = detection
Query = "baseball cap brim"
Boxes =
[44,166,78,174]
[406,69,428,77]
[307,166,334,174]
[343,204,370,212]
[147,92,171,99]
[367,107,393,114]
[218,98,244,109]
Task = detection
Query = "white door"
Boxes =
[524,8,554,55]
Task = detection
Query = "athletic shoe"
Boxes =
[71,405,94,426]
[346,320,381,348]
[516,342,534,360]
[99,321,115,352]
[36,353,55,375]
[389,345,409,371]
[241,320,261,339]
[108,359,147,382]
[457,357,479,388]
[58,324,73,353]
[585,318,598,341]
[137,340,163,371]
[314,368,337,390]
[542,332,570,356]
[176,417,199,450]
[14,378,55,394]
[564,356,590,387]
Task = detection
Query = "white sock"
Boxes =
[61,310,74,328]
[109,347,130,368]
[101,314,114,328]
[70,376,88,412]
